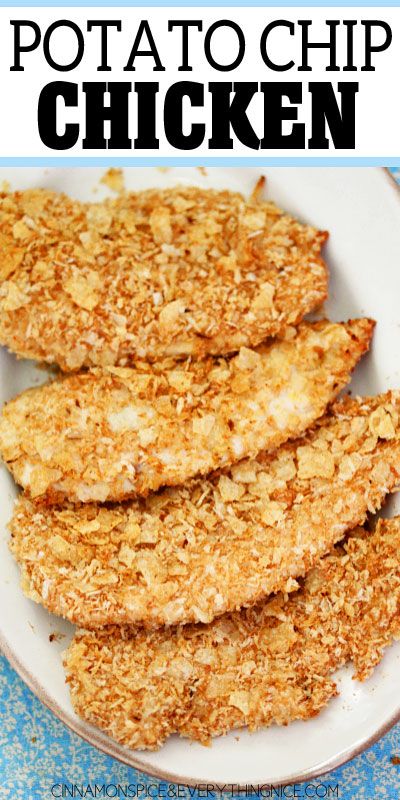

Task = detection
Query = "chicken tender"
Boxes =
[0,185,328,370]
[64,517,400,750]
[0,319,374,504]
[10,392,400,629]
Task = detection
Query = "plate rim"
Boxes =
[1,165,400,789]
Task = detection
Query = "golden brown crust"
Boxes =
[0,319,374,503]
[64,518,400,750]
[0,186,328,370]
[10,391,400,629]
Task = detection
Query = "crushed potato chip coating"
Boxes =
[100,168,125,194]
[10,392,400,630]
[0,319,373,504]
[64,518,400,749]
[0,186,328,370]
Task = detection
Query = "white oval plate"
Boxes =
[1,167,400,787]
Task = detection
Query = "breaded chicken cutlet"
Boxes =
[10,392,400,630]
[64,517,400,750]
[0,185,328,370]
[0,319,374,504]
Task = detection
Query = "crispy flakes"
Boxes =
[0,319,373,503]
[100,169,125,194]
[64,518,400,749]
[9,392,400,629]
[0,186,328,370]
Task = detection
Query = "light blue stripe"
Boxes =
[0,156,398,166]
[3,1,400,6]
